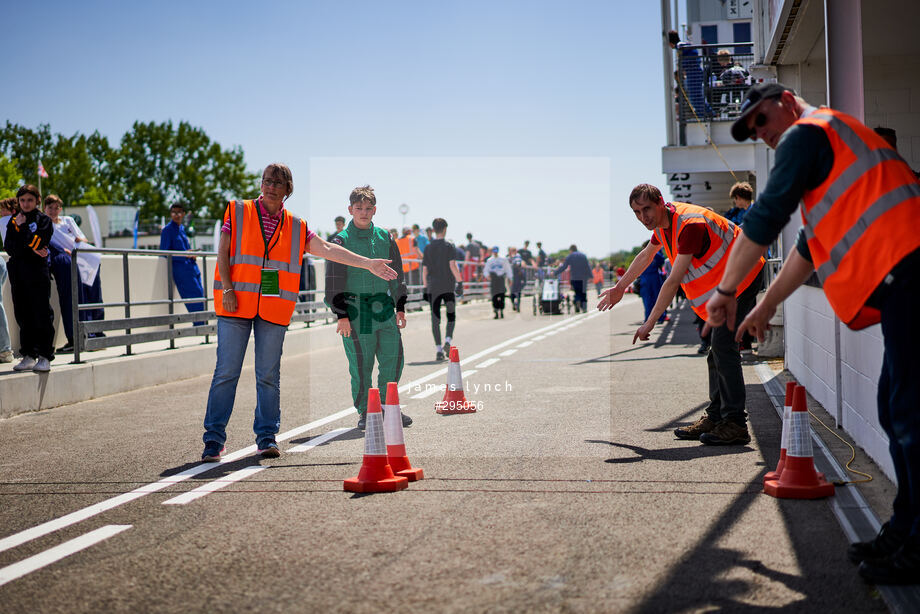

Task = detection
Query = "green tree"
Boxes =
[0,154,22,199]
[0,122,52,188]
[116,120,258,220]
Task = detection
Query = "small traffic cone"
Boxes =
[764,381,796,484]
[383,382,423,481]
[763,385,835,499]
[344,388,409,493]
[435,346,477,415]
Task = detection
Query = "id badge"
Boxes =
[260,268,280,297]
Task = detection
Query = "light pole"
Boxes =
[398,203,409,229]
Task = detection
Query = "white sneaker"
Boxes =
[32,357,51,372]
[13,356,37,371]
[0,350,13,363]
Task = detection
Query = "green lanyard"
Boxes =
[256,198,285,297]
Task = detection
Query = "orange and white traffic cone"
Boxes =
[383,382,423,481]
[344,388,409,493]
[764,381,796,484]
[435,346,477,415]
[763,385,835,499]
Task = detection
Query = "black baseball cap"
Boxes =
[731,83,794,142]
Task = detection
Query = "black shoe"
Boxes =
[436,351,446,361]
[500,311,504,318]
[401,413,413,427]
[848,522,906,564]
[57,343,74,353]
[697,342,710,355]
[357,415,366,430]
[442,341,451,356]
[201,441,225,462]
[493,312,499,319]
[858,541,920,585]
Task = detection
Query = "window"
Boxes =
[733,22,752,54]
[700,24,718,45]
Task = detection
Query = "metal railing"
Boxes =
[675,43,754,127]
[66,249,570,363]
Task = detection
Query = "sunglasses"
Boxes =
[749,96,782,135]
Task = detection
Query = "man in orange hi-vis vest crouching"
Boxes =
[599,183,765,446]
[201,163,397,463]
[706,83,920,585]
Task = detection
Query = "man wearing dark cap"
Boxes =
[706,82,920,585]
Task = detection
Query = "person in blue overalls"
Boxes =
[159,203,205,322]
[638,240,668,324]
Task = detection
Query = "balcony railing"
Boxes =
[673,43,754,135]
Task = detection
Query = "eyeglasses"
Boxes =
[262,178,285,188]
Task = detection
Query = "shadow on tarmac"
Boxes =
[289,429,363,446]
[645,402,710,432]
[631,381,887,612]
[586,439,753,464]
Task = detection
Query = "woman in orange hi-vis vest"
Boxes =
[598,183,765,447]
[200,163,397,463]
[709,84,920,585]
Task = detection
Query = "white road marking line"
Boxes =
[287,427,353,453]
[516,341,534,348]
[476,358,500,369]
[0,300,635,553]
[533,335,547,340]
[0,525,132,587]
[162,466,267,505]
[410,385,443,400]
[499,349,517,357]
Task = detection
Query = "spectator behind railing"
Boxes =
[159,202,206,325]
[5,185,54,372]
[45,194,105,354]
[668,30,710,120]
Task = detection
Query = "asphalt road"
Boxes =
[0,295,888,613]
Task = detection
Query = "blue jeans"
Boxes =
[0,257,10,352]
[203,316,287,447]
[877,262,920,538]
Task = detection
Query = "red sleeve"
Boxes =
[676,223,706,255]
[650,232,661,246]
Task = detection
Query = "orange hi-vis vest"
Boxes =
[213,199,308,326]
[395,236,420,272]
[796,108,920,329]
[654,202,764,321]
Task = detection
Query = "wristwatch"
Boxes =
[222,288,235,295]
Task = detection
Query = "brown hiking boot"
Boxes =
[700,420,751,446]
[674,415,716,440]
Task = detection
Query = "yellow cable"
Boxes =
[807,409,874,485]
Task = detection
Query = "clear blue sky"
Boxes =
[4,0,677,258]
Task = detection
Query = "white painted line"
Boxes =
[462,369,478,378]
[0,525,132,587]
[0,300,635,554]
[162,466,267,505]
[533,335,547,340]
[516,341,534,348]
[499,349,517,357]
[411,384,444,400]
[287,427,353,453]
[476,358,500,369]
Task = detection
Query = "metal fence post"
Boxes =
[123,252,132,355]
[71,248,82,364]
[167,254,175,350]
